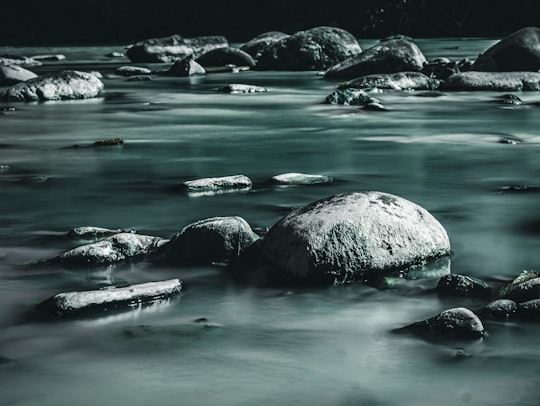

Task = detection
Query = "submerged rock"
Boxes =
[472,27,540,72]
[217,84,267,94]
[0,64,37,85]
[436,274,492,298]
[38,279,182,317]
[362,101,388,112]
[166,58,205,76]
[261,191,450,285]
[125,34,228,63]
[442,71,540,91]
[478,299,517,321]
[517,299,540,319]
[421,58,459,80]
[182,175,252,191]
[256,26,361,71]
[271,173,332,185]
[196,47,255,68]
[31,54,66,61]
[497,270,540,299]
[498,277,540,303]
[66,226,135,241]
[395,307,484,339]
[55,233,164,266]
[93,138,124,147]
[114,66,152,76]
[0,54,41,67]
[337,72,438,91]
[495,94,523,105]
[324,88,377,105]
[324,39,426,80]
[240,31,290,59]
[159,216,259,265]
[3,70,104,102]
[106,52,125,58]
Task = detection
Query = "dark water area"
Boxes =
[1,39,540,405]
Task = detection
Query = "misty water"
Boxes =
[1,39,540,406]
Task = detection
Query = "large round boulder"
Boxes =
[3,70,104,102]
[472,27,540,72]
[261,191,450,284]
[255,26,361,71]
[0,64,37,85]
[442,71,540,91]
[196,47,255,68]
[324,39,427,80]
[240,31,290,59]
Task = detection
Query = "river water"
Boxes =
[1,38,539,406]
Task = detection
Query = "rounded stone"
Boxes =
[115,66,152,76]
[479,299,517,320]
[240,31,290,59]
[0,64,37,85]
[436,274,492,298]
[196,47,255,68]
[442,71,540,91]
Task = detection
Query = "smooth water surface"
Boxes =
[1,39,539,406]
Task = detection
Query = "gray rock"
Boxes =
[114,66,152,76]
[196,47,256,68]
[497,270,540,299]
[436,274,492,298]
[256,26,361,71]
[182,175,252,191]
[166,58,206,76]
[472,27,540,72]
[55,233,165,266]
[395,307,484,339]
[0,54,41,67]
[240,31,290,59]
[478,299,517,320]
[125,34,228,63]
[66,226,136,241]
[159,216,259,265]
[442,71,540,91]
[324,88,377,105]
[217,84,267,94]
[106,52,125,58]
[495,94,523,105]
[499,277,540,303]
[0,64,37,85]
[271,173,333,185]
[261,191,450,284]
[337,72,438,91]
[517,299,540,319]
[38,279,182,317]
[362,101,388,112]
[421,59,459,80]
[3,70,104,102]
[324,39,426,80]
[31,54,66,61]
[126,76,152,82]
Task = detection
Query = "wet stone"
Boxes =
[93,138,124,147]
[517,299,540,319]
[115,66,152,76]
[324,88,377,106]
[496,94,523,105]
[182,175,252,192]
[498,276,540,303]
[436,274,492,298]
[478,299,517,321]
[271,173,333,185]
[67,226,135,241]
[217,84,267,94]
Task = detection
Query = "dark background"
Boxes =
[2,0,539,45]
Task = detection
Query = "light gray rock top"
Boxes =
[115,66,152,76]
[0,55,41,67]
[66,226,135,240]
[338,72,438,91]
[217,84,268,94]
[182,175,252,191]
[271,173,332,185]
[443,71,540,91]
[0,64,37,85]
[31,54,66,61]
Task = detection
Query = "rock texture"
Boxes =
[0,64,37,85]
[217,84,267,94]
[182,175,252,191]
[436,274,492,298]
[337,72,438,91]
[196,47,256,68]
[3,70,104,102]
[442,71,540,91]
[115,66,152,76]
[261,191,450,284]
[478,299,517,320]
[324,39,426,80]
[325,88,377,105]
[66,226,135,241]
[240,31,290,59]
[166,58,206,76]
[256,26,361,71]
[0,54,41,67]
[271,173,332,185]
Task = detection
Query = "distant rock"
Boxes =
[472,27,540,72]
[106,52,125,58]
[66,226,135,241]
[421,58,459,80]
[125,34,228,63]
[324,39,426,80]
[394,307,484,339]
[3,70,104,102]
[38,279,182,317]
[88,71,103,79]
[159,216,259,265]
[517,299,540,319]
[494,94,523,105]
[261,191,450,284]
[115,66,152,76]
[93,138,123,147]
[325,88,377,105]
[31,54,66,61]
[166,57,205,76]
[256,26,362,71]
[127,76,152,82]
[182,175,252,193]
[0,54,41,67]
[240,31,290,59]
[196,47,256,68]
[478,299,517,320]
[0,64,37,85]
[217,84,267,94]
[442,71,540,91]
[271,173,333,185]
[55,233,164,266]
[498,277,540,303]
[497,270,540,300]
[337,72,438,91]
[436,274,492,298]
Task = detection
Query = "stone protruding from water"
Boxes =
[217,84,268,94]
[497,270,540,300]
[337,72,438,91]
[442,71,540,91]
[182,175,252,191]
[0,64,37,85]
[261,191,451,285]
[196,47,256,68]
[114,66,152,76]
[159,216,259,265]
[472,27,540,72]
[3,70,104,102]
[436,274,492,298]
[166,58,206,77]
[324,39,426,80]
[256,26,361,71]
[325,88,377,106]
[38,279,182,317]
[240,31,290,60]
[66,226,136,241]
[271,173,333,185]
[478,299,517,321]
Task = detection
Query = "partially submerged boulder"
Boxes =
[337,72,438,91]
[497,270,540,299]
[126,34,228,63]
[0,54,41,67]
[196,47,256,68]
[324,88,377,105]
[240,31,290,59]
[217,84,267,94]
[66,226,135,241]
[159,216,259,265]
[182,175,252,192]
[38,279,182,317]
[498,276,540,303]
[0,64,37,85]
[3,70,104,102]
[472,27,540,72]
[436,274,492,298]
[261,191,450,284]
[442,71,540,91]
[166,58,206,76]
[324,39,426,80]
[256,26,361,71]
[114,66,152,76]
[31,54,66,61]
[271,173,333,185]
[478,299,517,321]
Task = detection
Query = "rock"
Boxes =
[159,216,259,265]
[271,173,333,185]
[66,226,136,241]
[125,34,228,63]
[442,71,540,91]
[337,72,438,91]
[106,52,124,58]
[472,27,540,72]
[127,76,152,82]
[395,307,484,339]
[256,26,361,71]
[0,54,41,67]
[217,84,267,94]
[478,299,517,320]
[38,279,182,317]
[261,191,450,284]
[114,66,152,76]
[495,94,523,105]
[93,138,123,147]
[0,65,37,85]
[517,299,540,319]
[182,174,252,192]
[88,71,103,79]
[436,274,492,298]
[166,57,205,76]
[324,88,377,105]
[240,31,290,59]
[0,164,9,173]
[421,59,459,80]
[55,233,165,266]
[362,101,388,112]
[498,277,540,303]
[0,106,16,112]
[3,70,104,102]
[497,270,540,299]
[31,54,66,61]
[324,39,426,80]
[196,47,256,68]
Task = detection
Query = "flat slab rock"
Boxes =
[338,72,438,91]
[271,173,332,185]
[115,66,152,76]
[442,71,540,91]
[261,191,450,284]
[39,279,182,317]
[182,175,252,191]
[0,64,37,85]
[66,226,136,241]
[217,84,268,94]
